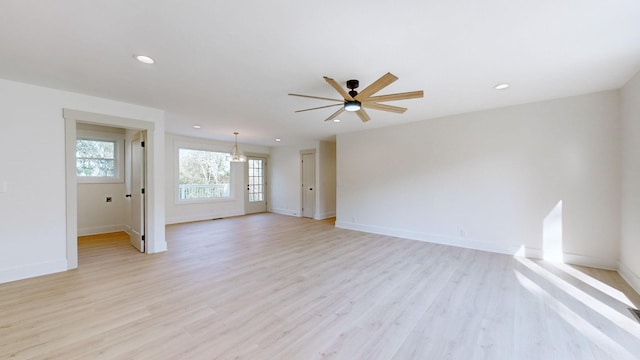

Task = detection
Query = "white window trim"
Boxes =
[76,129,125,184]
[175,141,235,204]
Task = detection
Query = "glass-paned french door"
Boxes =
[246,156,267,213]
[248,158,264,201]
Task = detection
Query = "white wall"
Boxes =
[164,133,269,224]
[337,90,621,269]
[620,70,640,293]
[76,124,127,236]
[269,140,336,219]
[77,183,127,235]
[0,78,165,283]
[269,145,309,217]
[318,141,336,219]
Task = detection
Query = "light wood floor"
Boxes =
[1,213,640,359]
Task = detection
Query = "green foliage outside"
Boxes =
[76,139,115,177]
[179,148,230,199]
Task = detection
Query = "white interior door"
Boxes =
[130,132,145,252]
[301,152,315,218]
[246,156,267,214]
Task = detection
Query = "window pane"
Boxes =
[76,139,117,178]
[76,139,115,159]
[77,159,116,177]
[179,148,231,200]
[248,158,264,203]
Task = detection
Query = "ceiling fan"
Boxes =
[288,72,423,122]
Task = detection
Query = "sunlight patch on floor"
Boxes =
[516,257,640,340]
[550,262,635,308]
[514,270,636,359]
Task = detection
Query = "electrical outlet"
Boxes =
[106,196,112,203]
[459,228,467,237]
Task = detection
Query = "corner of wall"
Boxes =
[618,261,640,295]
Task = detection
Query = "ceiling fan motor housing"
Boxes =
[346,79,359,90]
[347,79,359,98]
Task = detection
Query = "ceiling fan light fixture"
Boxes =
[226,132,246,162]
[344,100,361,112]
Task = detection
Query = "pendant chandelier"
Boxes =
[226,131,246,162]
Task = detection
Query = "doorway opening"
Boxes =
[64,109,158,269]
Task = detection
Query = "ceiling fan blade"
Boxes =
[362,102,407,114]
[288,93,343,102]
[323,76,354,101]
[356,108,371,122]
[325,107,345,122]
[354,72,398,101]
[365,90,424,103]
[295,103,343,113]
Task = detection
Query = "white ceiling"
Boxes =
[1,1,639,146]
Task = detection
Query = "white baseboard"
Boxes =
[335,221,518,256]
[618,261,640,295]
[316,211,336,220]
[334,221,617,270]
[269,207,300,217]
[0,259,68,284]
[517,247,617,270]
[149,240,168,254]
[165,210,245,225]
[78,224,126,236]
[562,253,618,270]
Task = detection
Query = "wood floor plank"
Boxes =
[1,213,639,359]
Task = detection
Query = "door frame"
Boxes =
[64,109,161,269]
[300,149,316,219]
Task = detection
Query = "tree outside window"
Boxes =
[178,148,231,200]
[76,139,116,177]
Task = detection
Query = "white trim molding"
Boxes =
[270,208,300,217]
[165,210,245,225]
[0,259,68,284]
[335,221,619,270]
[335,221,519,256]
[77,225,128,237]
[316,211,336,220]
[618,261,640,295]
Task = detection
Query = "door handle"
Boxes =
[309,188,313,191]
[125,194,132,198]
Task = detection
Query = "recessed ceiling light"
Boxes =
[275,138,281,142]
[193,125,201,129]
[134,55,155,64]
[495,83,510,90]
[333,119,341,123]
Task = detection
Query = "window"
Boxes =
[76,129,124,184]
[76,139,117,177]
[178,148,231,200]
